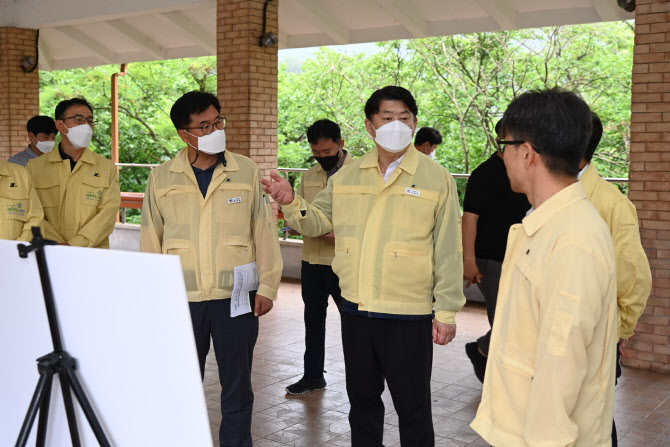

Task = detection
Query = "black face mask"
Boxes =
[315,153,340,171]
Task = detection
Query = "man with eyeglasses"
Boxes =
[26,98,120,248]
[471,88,618,447]
[462,120,530,383]
[8,115,58,167]
[141,91,282,447]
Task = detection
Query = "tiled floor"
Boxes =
[203,279,670,446]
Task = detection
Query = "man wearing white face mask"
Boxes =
[261,86,465,447]
[141,91,282,447]
[9,115,58,167]
[26,98,120,248]
[414,126,442,159]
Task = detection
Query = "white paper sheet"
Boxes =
[231,262,259,317]
[0,240,213,447]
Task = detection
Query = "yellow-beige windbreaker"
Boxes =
[0,159,43,241]
[140,148,282,302]
[296,152,353,265]
[281,146,465,324]
[26,148,120,248]
[471,182,618,447]
[581,163,652,339]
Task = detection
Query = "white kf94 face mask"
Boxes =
[371,120,414,153]
[186,129,227,155]
[35,140,56,154]
[64,124,93,149]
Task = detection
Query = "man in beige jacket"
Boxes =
[471,88,618,447]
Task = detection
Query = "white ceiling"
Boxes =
[0,0,633,71]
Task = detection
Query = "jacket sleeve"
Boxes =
[140,170,164,254]
[610,200,652,339]
[68,163,121,247]
[25,159,64,244]
[251,167,283,300]
[433,173,466,324]
[280,176,334,237]
[524,241,615,446]
[17,169,45,242]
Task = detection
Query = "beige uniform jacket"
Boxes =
[26,148,120,248]
[581,163,652,339]
[140,148,282,302]
[296,153,353,265]
[282,146,465,324]
[0,160,43,241]
[471,182,618,447]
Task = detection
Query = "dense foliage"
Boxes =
[39,21,634,223]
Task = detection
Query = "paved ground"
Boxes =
[203,279,670,446]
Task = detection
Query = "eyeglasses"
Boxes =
[182,116,226,136]
[65,114,98,125]
[497,140,525,153]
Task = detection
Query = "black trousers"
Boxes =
[475,258,502,356]
[341,312,435,447]
[301,260,343,379]
[612,341,622,447]
[189,299,258,447]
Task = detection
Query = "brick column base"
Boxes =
[625,0,670,373]
[0,27,40,160]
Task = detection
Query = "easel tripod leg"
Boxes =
[16,373,50,447]
[65,367,111,447]
[35,374,54,447]
[59,371,81,447]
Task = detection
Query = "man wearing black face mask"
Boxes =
[285,119,352,395]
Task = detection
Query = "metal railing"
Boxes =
[115,164,629,223]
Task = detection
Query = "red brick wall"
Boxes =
[625,0,670,373]
[0,27,40,160]
[217,0,279,177]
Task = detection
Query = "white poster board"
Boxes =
[0,240,213,447]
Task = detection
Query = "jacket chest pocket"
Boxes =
[498,256,540,362]
[332,184,376,226]
[157,185,201,225]
[211,184,252,224]
[78,170,109,207]
[34,178,60,208]
[303,181,325,202]
[0,186,30,222]
[389,187,439,234]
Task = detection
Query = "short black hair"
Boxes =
[500,87,592,178]
[414,127,442,146]
[494,119,502,135]
[55,98,93,121]
[364,86,418,120]
[584,112,603,162]
[27,115,57,135]
[306,119,341,144]
[170,91,221,130]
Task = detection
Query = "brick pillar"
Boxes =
[0,27,40,160]
[217,0,278,177]
[625,0,670,373]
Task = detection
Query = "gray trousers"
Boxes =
[475,258,503,356]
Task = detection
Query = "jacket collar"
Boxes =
[360,144,418,176]
[170,148,239,174]
[579,163,599,200]
[522,181,587,237]
[46,146,95,165]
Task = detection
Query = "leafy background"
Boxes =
[39,22,634,222]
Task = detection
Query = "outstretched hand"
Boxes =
[260,171,295,206]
